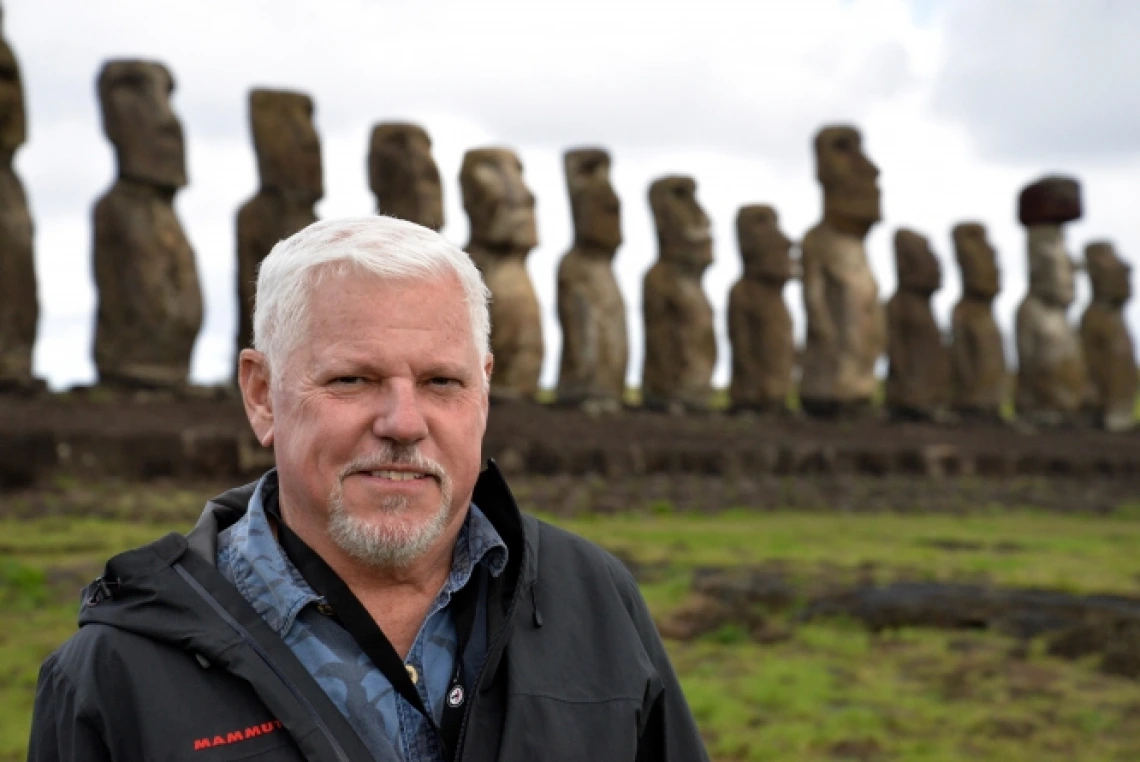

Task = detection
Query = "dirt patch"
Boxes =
[661,564,1140,681]
[828,738,883,761]
[977,716,1038,739]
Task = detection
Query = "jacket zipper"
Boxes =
[173,563,352,762]
[452,581,526,760]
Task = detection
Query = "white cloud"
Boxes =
[930,0,1140,161]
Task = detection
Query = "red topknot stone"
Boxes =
[1018,175,1082,226]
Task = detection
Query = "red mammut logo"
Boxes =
[193,719,283,750]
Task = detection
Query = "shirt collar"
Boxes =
[220,471,509,636]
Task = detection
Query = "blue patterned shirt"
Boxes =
[216,472,508,762]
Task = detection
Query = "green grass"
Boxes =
[552,509,1140,595]
[674,629,1140,761]
[4,483,1140,760]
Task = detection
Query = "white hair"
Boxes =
[252,216,491,381]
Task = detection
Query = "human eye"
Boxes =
[329,376,366,387]
[428,376,461,389]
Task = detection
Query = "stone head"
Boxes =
[952,222,1000,301]
[814,124,881,234]
[1018,176,1082,226]
[369,122,443,231]
[460,147,537,250]
[736,204,793,283]
[564,147,621,255]
[98,59,186,190]
[1086,241,1132,306]
[250,89,323,203]
[649,175,712,276]
[894,228,941,296]
[0,10,27,158]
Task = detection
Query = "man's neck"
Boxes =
[277,494,466,658]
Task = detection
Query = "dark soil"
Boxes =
[658,563,1140,681]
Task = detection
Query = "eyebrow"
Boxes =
[421,362,475,379]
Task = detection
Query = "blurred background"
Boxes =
[10,0,1139,390]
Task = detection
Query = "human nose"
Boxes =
[372,379,429,444]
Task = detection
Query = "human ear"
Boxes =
[238,348,275,447]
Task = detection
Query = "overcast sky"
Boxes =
[7,0,1139,389]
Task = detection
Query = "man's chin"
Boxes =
[327,500,453,569]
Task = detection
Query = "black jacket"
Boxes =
[28,463,709,761]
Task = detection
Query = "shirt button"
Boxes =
[316,601,334,616]
[406,665,419,685]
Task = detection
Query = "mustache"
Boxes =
[338,444,447,482]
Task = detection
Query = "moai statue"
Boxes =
[800,125,886,417]
[368,122,443,231]
[885,228,951,420]
[641,176,716,412]
[93,60,202,388]
[460,148,542,401]
[1081,242,1137,431]
[236,89,322,356]
[1014,176,1089,424]
[950,223,1007,421]
[556,148,628,410]
[0,10,39,392]
[728,205,796,413]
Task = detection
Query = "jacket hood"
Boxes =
[77,460,537,653]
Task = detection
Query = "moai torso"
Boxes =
[1014,177,1089,421]
[0,16,37,389]
[1081,241,1137,431]
[728,205,795,412]
[800,125,885,412]
[950,223,1007,418]
[369,123,443,231]
[641,176,716,412]
[556,148,628,409]
[461,148,542,400]
[236,89,322,354]
[885,228,951,419]
[93,60,202,388]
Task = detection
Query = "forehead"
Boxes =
[651,177,696,204]
[309,268,467,327]
[819,127,860,149]
[288,270,477,377]
[104,64,172,98]
[471,154,522,187]
[567,150,610,174]
[740,207,776,226]
[895,231,931,254]
[375,127,431,150]
[298,268,471,351]
[251,94,314,130]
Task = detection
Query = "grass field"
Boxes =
[4,481,1140,761]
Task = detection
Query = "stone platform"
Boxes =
[1,393,1137,511]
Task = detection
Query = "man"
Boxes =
[28,216,709,762]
